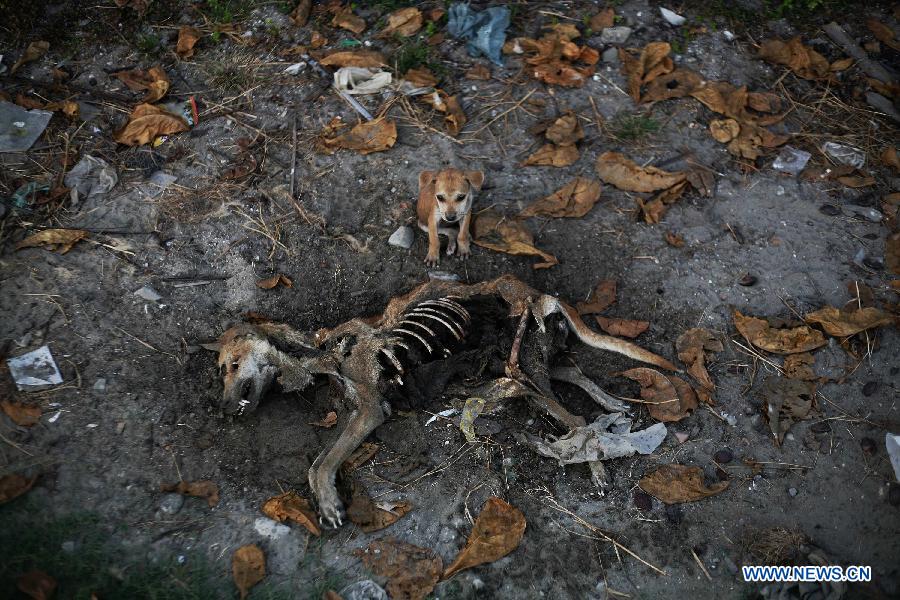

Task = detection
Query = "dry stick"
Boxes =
[506,307,530,377]
[116,326,181,363]
[691,548,713,581]
[470,88,536,135]
[290,115,298,200]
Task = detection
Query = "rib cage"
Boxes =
[378,297,470,378]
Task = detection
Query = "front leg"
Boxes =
[309,389,385,527]
[425,213,440,267]
[456,211,472,259]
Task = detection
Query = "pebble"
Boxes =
[93,378,107,392]
[738,274,757,287]
[819,204,840,216]
[388,226,414,249]
[862,381,879,396]
[633,491,653,511]
[134,285,162,302]
[254,517,291,539]
[863,257,884,271]
[714,449,733,464]
[674,431,689,443]
[788,487,798,497]
[61,540,76,553]
[159,493,185,515]
[601,47,619,64]
[599,26,632,45]
[860,437,877,456]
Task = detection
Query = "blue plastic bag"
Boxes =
[447,3,510,66]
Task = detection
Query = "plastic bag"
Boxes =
[447,3,510,66]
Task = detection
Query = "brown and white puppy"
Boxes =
[417,168,484,266]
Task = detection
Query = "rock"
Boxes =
[92,378,107,392]
[659,7,686,26]
[388,226,414,249]
[601,47,619,64]
[738,274,757,286]
[674,431,689,444]
[788,487,798,497]
[599,27,632,45]
[159,493,185,515]
[340,580,388,600]
[61,540,76,553]
[134,285,162,302]
[714,449,733,464]
[253,517,291,539]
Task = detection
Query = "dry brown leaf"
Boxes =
[590,8,615,30]
[420,91,466,136]
[319,51,385,68]
[356,538,442,600]
[676,328,723,391]
[12,41,49,74]
[261,491,321,536]
[531,61,592,88]
[332,5,366,34]
[115,103,188,146]
[783,353,816,381]
[596,151,686,193]
[310,411,337,428]
[519,178,601,218]
[160,480,220,507]
[256,274,293,290]
[576,280,616,315]
[733,310,827,354]
[620,367,697,422]
[44,100,79,118]
[867,18,900,52]
[176,26,202,59]
[290,0,312,26]
[545,112,584,146]
[443,497,526,579]
[638,179,688,224]
[760,376,814,445]
[638,464,728,504]
[726,122,788,160]
[642,68,704,102]
[0,473,37,504]
[16,229,87,254]
[595,316,649,338]
[888,232,900,275]
[347,482,412,532]
[320,117,396,154]
[665,230,685,247]
[310,31,328,49]
[709,118,740,143]
[114,66,170,103]
[830,57,854,71]
[465,64,491,80]
[882,147,900,173]
[473,210,558,269]
[620,42,673,101]
[836,174,876,188]
[804,306,894,337]
[232,545,266,600]
[1,400,42,426]
[758,37,830,80]
[404,66,437,87]
[342,442,379,472]
[17,570,56,600]
[15,93,45,109]
[382,7,422,37]
[579,46,599,65]
[522,143,580,167]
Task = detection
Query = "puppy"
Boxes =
[417,168,484,266]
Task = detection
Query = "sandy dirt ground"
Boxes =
[1,1,899,599]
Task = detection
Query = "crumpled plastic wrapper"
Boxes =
[64,155,118,206]
[334,67,392,95]
[447,3,510,66]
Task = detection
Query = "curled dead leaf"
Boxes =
[520,178,601,218]
[710,118,740,143]
[473,210,558,269]
[759,376,814,445]
[620,42,674,101]
[830,57,854,72]
[532,61,591,88]
[665,230,685,247]
[881,147,900,173]
[320,117,396,154]
[16,229,87,254]
[620,367,697,422]
[176,26,202,59]
[261,491,321,536]
[347,481,411,532]
[443,497,526,579]
[733,310,826,354]
[804,306,893,337]
[421,90,466,136]
[310,411,337,428]
[44,100,79,118]
[637,180,688,224]
[404,66,438,88]
[1,399,42,426]
[642,68,704,102]
[758,37,830,80]
[595,152,686,193]
[114,66,170,103]
[160,479,220,507]
[382,7,422,37]
[783,353,816,381]
[590,8,615,30]
[866,18,900,52]
[522,143,580,167]
[115,103,188,146]
[16,570,56,600]
[638,464,728,503]
[576,280,616,315]
[355,538,442,600]
[0,473,37,504]
[12,41,49,74]
[465,64,491,80]
[676,328,723,392]
[232,544,266,600]
[545,112,584,146]
[332,6,366,34]
[290,0,312,26]
[595,316,649,338]
[256,274,292,290]
[319,51,385,68]
[887,232,900,275]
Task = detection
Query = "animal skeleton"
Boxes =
[210,275,676,527]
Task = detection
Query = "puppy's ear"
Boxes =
[418,170,436,190]
[465,171,484,191]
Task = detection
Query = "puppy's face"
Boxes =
[213,325,281,416]
[421,169,484,223]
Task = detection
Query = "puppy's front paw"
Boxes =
[446,237,457,256]
[317,486,345,528]
[457,241,471,260]
[425,251,440,267]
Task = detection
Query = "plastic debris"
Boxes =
[772,146,812,175]
[525,412,667,465]
[427,271,461,281]
[7,345,63,391]
[887,433,900,481]
[134,285,163,302]
[460,397,487,442]
[8,181,50,209]
[334,67,393,95]
[822,141,865,169]
[660,7,686,26]
[283,62,307,75]
[138,171,177,199]
[447,3,510,66]
[340,580,388,600]
[64,155,118,206]
[425,408,458,426]
[0,101,53,153]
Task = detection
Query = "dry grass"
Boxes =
[742,527,808,564]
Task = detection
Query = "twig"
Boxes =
[116,327,181,364]
[691,548,713,581]
[290,115,298,199]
